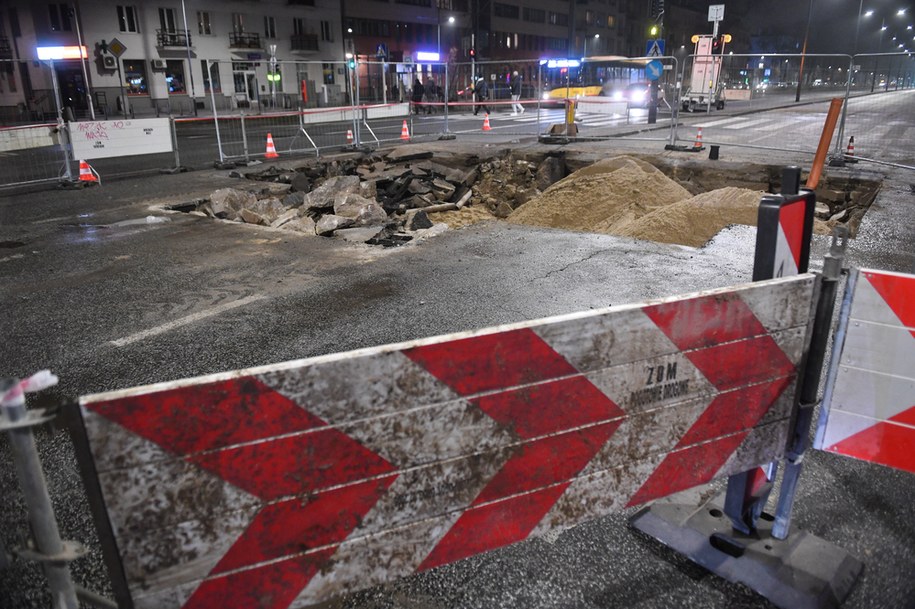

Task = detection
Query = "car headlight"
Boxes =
[612,91,624,101]
[542,92,550,100]
[631,90,646,102]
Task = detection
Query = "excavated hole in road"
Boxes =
[171,150,880,248]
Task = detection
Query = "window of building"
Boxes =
[48,4,72,32]
[394,0,431,6]
[165,60,186,93]
[201,60,221,93]
[117,6,139,33]
[232,13,244,34]
[293,18,305,36]
[547,37,567,51]
[159,8,177,33]
[264,16,276,39]
[607,15,616,28]
[322,63,335,85]
[523,8,545,23]
[548,12,568,26]
[123,59,148,95]
[197,11,212,35]
[288,0,315,5]
[320,20,333,42]
[493,3,519,19]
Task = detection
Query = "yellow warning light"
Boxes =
[691,34,700,43]
[724,34,733,43]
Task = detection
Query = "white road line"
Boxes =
[724,117,776,129]
[110,294,266,347]
[697,116,750,128]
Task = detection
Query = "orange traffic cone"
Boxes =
[400,120,410,141]
[346,129,354,145]
[482,113,492,131]
[265,133,279,159]
[694,126,703,149]
[845,136,857,162]
[78,160,99,183]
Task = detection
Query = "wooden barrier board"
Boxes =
[75,274,817,609]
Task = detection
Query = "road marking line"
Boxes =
[110,294,266,347]
[725,117,775,129]
[698,117,748,128]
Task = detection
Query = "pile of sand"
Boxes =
[614,186,764,247]
[505,155,795,247]
[507,157,692,233]
[428,205,496,229]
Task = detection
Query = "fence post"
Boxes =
[208,61,225,163]
[240,112,249,162]
[440,63,455,140]
[58,120,74,183]
[354,62,362,147]
[833,55,855,158]
[1,376,80,609]
[170,117,181,169]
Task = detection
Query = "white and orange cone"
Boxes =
[265,133,279,159]
[482,113,492,131]
[78,160,99,183]
[400,120,410,141]
[845,136,857,162]
[346,129,354,145]
[694,126,703,149]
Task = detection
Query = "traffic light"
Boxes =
[711,34,724,54]
[649,24,659,37]
[348,57,356,69]
[651,0,665,19]
[469,47,475,59]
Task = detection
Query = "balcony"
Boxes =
[156,29,192,48]
[229,32,263,49]
[291,34,320,52]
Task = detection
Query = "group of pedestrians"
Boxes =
[409,70,526,116]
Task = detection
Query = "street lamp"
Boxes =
[584,33,599,57]
[437,15,455,58]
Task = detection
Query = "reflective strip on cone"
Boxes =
[265,133,279,159]
[79,160,98,182]
[400,120,410,141]
[482,114,492,131]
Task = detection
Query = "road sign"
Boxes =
[646,39,665,57]
[708,4,725,21]
[107,37,126,58]
[403,54,413,64]
[376,43,388,60]
[815,268,915,474]
[646,60,663,81]
[752,192,815,280]
[76,275,814,609]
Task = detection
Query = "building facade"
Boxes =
[0,0,342,122]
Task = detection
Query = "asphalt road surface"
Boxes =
[2,132,914,609]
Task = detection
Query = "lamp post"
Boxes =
[180,0,198,115]
[438,15,455,58]
[584,33,599,57]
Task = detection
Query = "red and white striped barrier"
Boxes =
[76,274,815,609]
[815,268,915,474]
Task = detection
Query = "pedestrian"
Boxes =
[474,77,490,115]
[510,70,524,115]
[411,78,424,115]
[424,78,436,114]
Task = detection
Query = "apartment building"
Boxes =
[0,0,341,121]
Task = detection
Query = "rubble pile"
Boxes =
[192,149,573,244]
[187,148,878,248]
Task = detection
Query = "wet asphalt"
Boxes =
[1,139,914,609]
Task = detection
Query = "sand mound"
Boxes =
[614,187,764,247]
[428,205,496,228]
[507,157,691,233]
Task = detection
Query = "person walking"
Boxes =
[411,78,424,115]
[473,77,490,116]
[510,70,524,115]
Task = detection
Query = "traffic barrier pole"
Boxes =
[772,227,849,539]
[2,374,80,609]
[240,113,249,162]
[208,61,225,163]
[806,98,844,189]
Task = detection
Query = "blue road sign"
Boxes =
[646,60,663,81]
[376,43,388,60]
[646,39,665,57]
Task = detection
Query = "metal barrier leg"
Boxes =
[2,376,80,609]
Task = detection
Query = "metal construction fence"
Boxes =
[1,53,914,189]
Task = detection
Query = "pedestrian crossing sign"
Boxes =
[646,39,665,57]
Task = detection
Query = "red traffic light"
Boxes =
[469,47,476,58]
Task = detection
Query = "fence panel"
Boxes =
[837,53,915,165]
[0,123,71,186]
